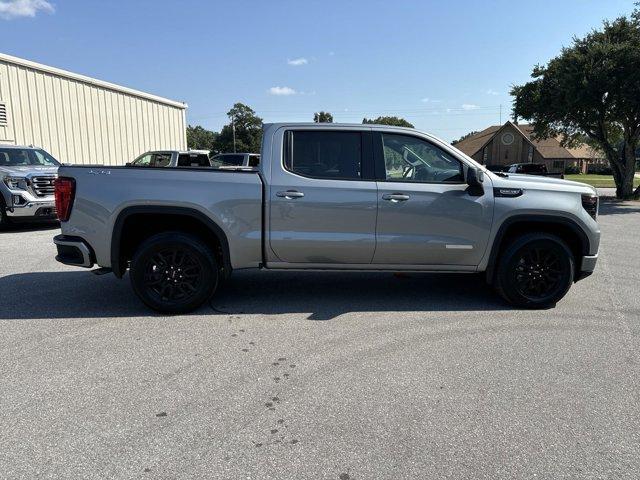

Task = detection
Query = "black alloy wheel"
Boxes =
[496,233,574,308]
[130,232,219,313]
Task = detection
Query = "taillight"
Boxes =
[581,194,598,220]
[54,177,76,221]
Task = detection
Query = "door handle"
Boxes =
[382,193,410,202]
[276,190,305,199]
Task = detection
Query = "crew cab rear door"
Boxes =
[372,131,493,266]
[267,127,377,264]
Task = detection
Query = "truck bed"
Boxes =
[58,165,264,270]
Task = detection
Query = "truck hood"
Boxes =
[0,165,59,177]
[491,173,597,195]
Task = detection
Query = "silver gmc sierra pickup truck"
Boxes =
[1,145,59,227]
[53,123,600,313]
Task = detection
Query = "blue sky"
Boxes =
[0,0,634,141]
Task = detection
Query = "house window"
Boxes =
[482,147,488,163]
[553,160,564,170]
[504,150,509,159]
[0,102,7,126]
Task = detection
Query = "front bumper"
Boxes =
[576,254,598,281]
[53,235,94,268]
[6,198,56,219]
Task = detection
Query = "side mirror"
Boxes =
[467,167,484,186]
[466,167,484,196]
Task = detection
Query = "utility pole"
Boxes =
[232,115,237,153]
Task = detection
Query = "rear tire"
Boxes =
[130,232,219,314]
[495,233,574,309]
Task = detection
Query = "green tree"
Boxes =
[313,111,334,123]
[362,116,414,128]
[216,103,263,153]
[511,11,640,199]
[186,125,218,151]
[451,131,479,145]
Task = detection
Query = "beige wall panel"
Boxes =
[0,55,186,165]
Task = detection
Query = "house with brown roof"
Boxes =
[453,121,604,174]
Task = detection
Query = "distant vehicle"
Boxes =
[210,153,260,169]
[54,123,599,314]
[128,150,211,168]
[508,163,564,178]
[0,145,59,227]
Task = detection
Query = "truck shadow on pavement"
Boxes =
[0,222,59,233]
[0,270,509,320]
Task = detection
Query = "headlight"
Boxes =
[581,194,598,220]
[2,176,29,190]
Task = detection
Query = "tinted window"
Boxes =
[381,134,463,183]
[285,131,361,180]
[178,153,210,167]
[248,155,260,167]
[526,164,546,173]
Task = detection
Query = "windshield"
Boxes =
[0,148,60,167]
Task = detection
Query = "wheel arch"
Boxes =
[111,206,231,279]
[485,215,590,284]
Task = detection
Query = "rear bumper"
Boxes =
[576,254,598,281]
[53,234,94,268]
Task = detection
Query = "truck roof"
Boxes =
[0,144,42,149]
[144,149,210,154]
[263,122,417,132]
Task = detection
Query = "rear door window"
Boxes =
[284,130,362,180]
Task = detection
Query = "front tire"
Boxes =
[130,232,219,314]
[0,197,10,230]
[495,233,574,309]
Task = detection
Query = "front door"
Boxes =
[268,128,377,264]
[372,132,493,266]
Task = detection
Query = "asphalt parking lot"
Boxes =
[1,201,639,480]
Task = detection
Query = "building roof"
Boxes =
[514,124,574,159]
[0,52,186,109]
[454,121,602,160]
[453,125,502,157]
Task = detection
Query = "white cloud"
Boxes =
[287,57,308,66]
[462,104,480,110]
[0,0,53,20]
[486,89,500,96]
[421,97,442,103]
[268,86,297,96]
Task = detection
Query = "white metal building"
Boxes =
[0,52,187,165]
